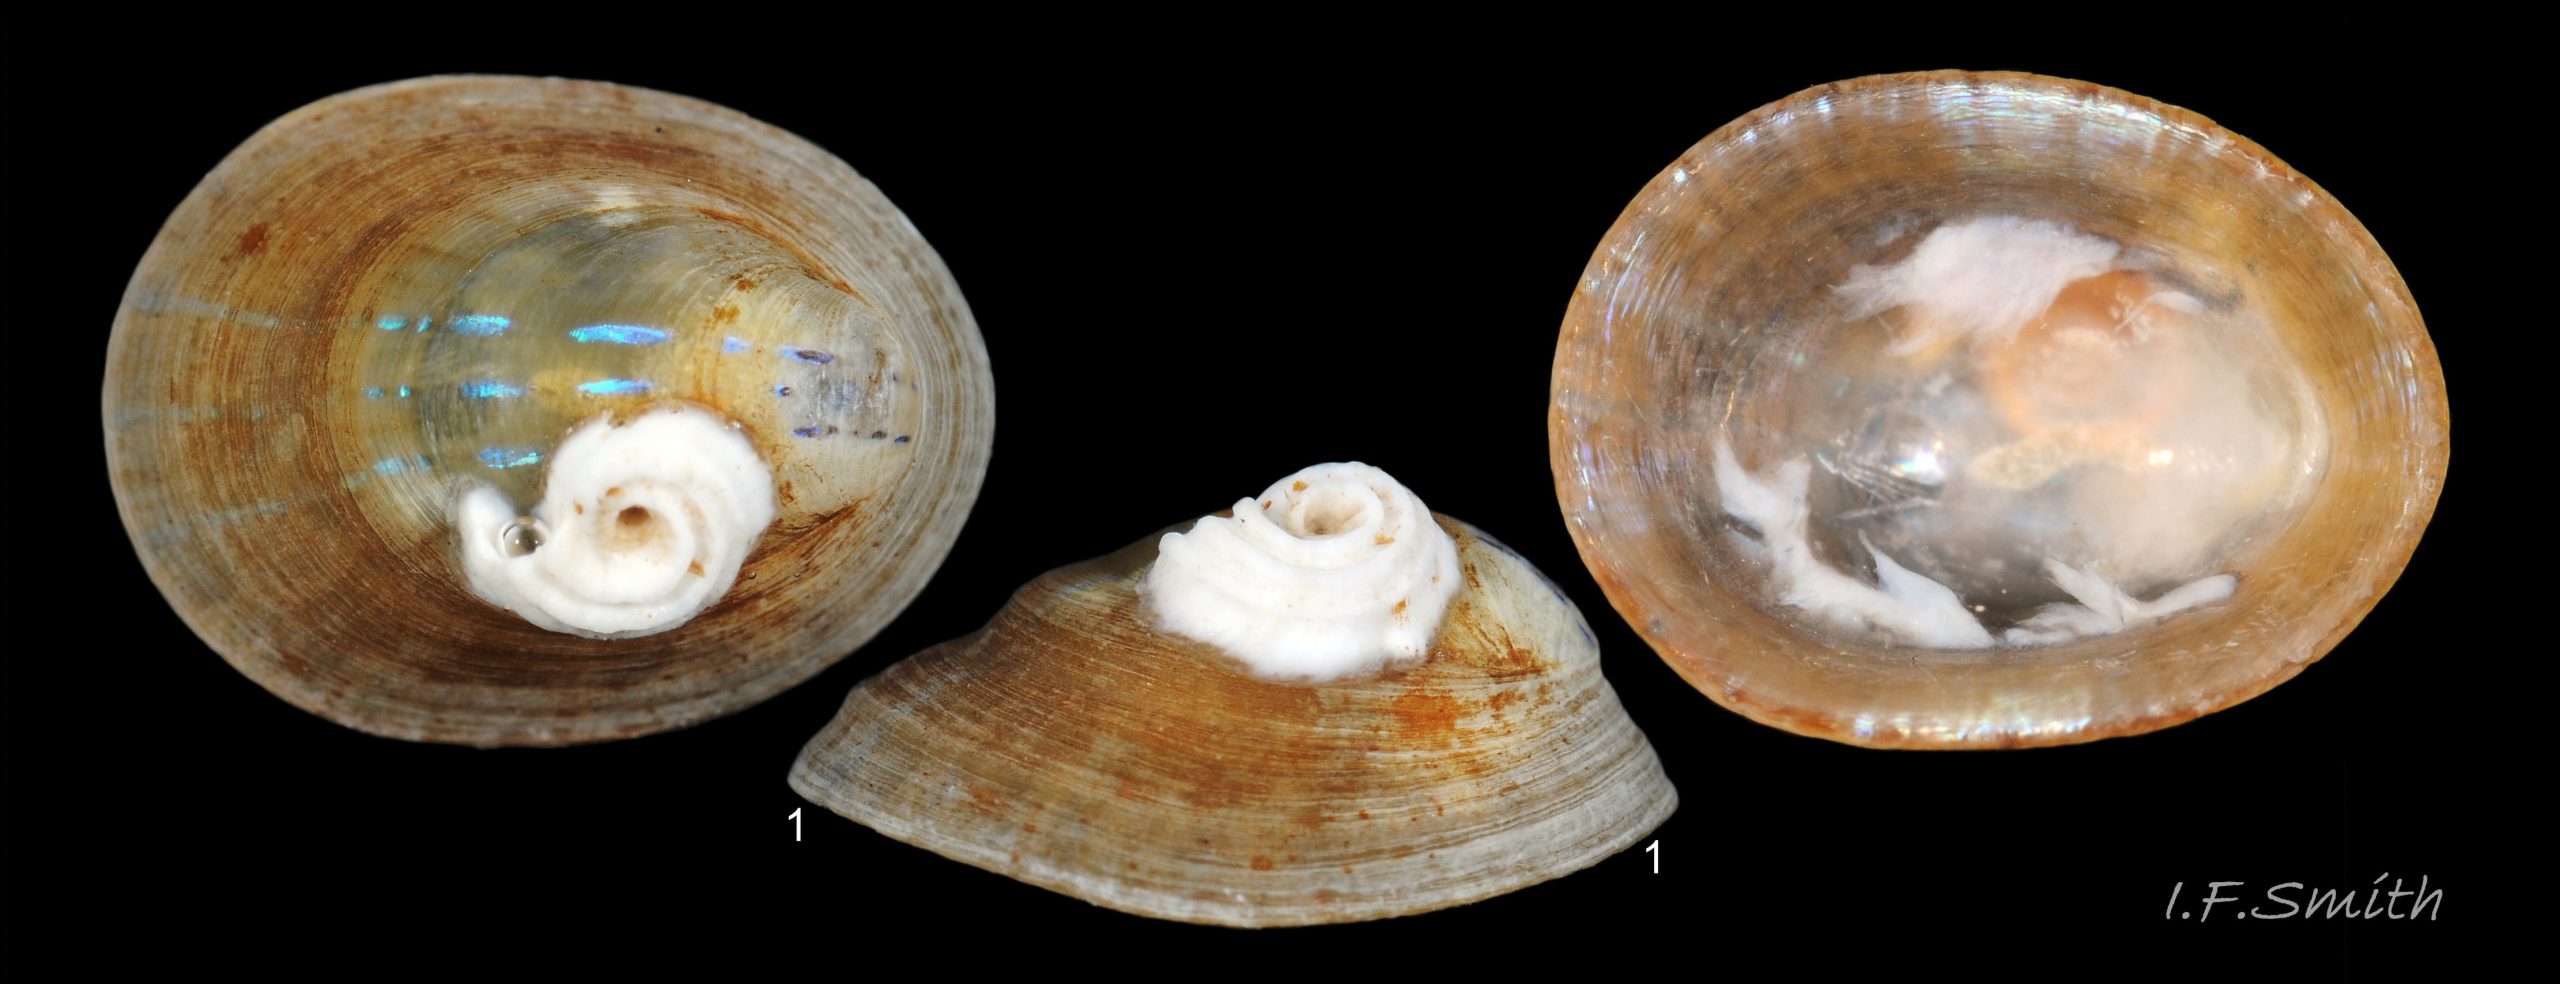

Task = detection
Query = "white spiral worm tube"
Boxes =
[1137,462,1463,681]
[457,405,775,638]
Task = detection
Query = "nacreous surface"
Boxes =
[103,76,993,745]
[1550,72,2446,748]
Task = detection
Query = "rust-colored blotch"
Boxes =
[790,518,1677,926]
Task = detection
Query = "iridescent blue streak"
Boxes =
[397,386,413,399]
[460,380,524,399]
[781,346,835,365]
[478,447,544,469]
[372,455,431,476]
[577,378,654,396]
[364,386,416,400]
[570,324,670,345]
[723,336,752,353]
[451,315,511,336]
[364,387,385,399]
[376,317,408,332]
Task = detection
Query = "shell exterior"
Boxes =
[102,77,994,746]
[790,517,1676,927]
[1549,71,2448,748]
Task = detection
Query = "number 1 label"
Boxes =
[789,807,802,842]
[1646,839,1659,873]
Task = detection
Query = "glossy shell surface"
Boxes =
[1549,71,2447,748]
[102,76,994,745]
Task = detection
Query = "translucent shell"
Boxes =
[102,77,994,746]
[790,517,1677,926]
[1549,72,2447,748]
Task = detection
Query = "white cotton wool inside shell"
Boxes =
[2001,558,2238,647]
[1712,437,1993,649]
[1136,462,1463,682]
[458,405,775,638]
[1712,436,2240,649]
[1835,215,2121,354]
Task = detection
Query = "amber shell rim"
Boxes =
[1546,69,2450,749]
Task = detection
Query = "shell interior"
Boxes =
[1549,71,2446,748]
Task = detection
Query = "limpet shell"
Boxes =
[791,514,1676,926]
[1549,71,2447,748]
[102,76,994,746]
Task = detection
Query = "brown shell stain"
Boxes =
[691,206,859,303]
[787,515,1678,926]
[1388,692,1463,739]
[114,76,995,746]
[225,222,270,261]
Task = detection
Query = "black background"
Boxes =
[43,43,2495,972]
